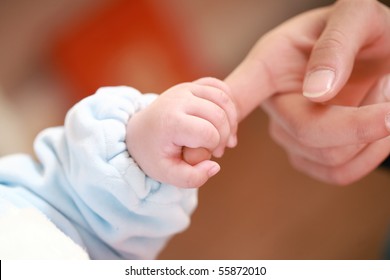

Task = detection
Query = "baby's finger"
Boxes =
[191,79,238,148]
[186,97,231,157]
[173,114,220,152]
[193,77,231,96]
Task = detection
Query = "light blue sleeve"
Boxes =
[0,86,198,259]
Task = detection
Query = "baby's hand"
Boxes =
[126,77,238,188]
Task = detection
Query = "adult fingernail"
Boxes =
[303,69,335,98]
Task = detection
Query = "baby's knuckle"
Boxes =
[204,76,223,85]
[214,108,228,127]
[218,89,230,104]
[203,127,219,147]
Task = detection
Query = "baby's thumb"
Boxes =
[173,160,220,188]
[178,147,219,188]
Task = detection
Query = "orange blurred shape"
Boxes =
[52,0,205,103]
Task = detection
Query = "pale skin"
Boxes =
[128,0,390,188]
[126,77,238,188]
[224,0,390,185]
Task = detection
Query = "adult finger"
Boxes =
[289,136,390,186]
[361,73,390,105]
[303,0,389,102]
[269,119,366,167]
[182,147,211,166]
[261,93,390,148]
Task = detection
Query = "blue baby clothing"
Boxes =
[0,86,197,259]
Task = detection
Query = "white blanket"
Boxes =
[0,206,89,260]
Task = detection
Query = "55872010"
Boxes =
[218,266,266,276]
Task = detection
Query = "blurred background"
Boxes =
[2,0,390,259]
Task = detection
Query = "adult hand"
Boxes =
[264,82,390,185]
[225,0,390,185]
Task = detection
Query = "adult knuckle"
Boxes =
[354,126,370,143]
[351,114,371,142]
[314,28,346,53]
[290,121,314,148]
[316,147,345,166]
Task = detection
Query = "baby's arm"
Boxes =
[0,80,236,259]
[0,86,209,259]
[126,77,238,188]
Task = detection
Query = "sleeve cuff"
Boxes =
[59,86,197,258]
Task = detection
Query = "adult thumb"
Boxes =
[303,0,381,102]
